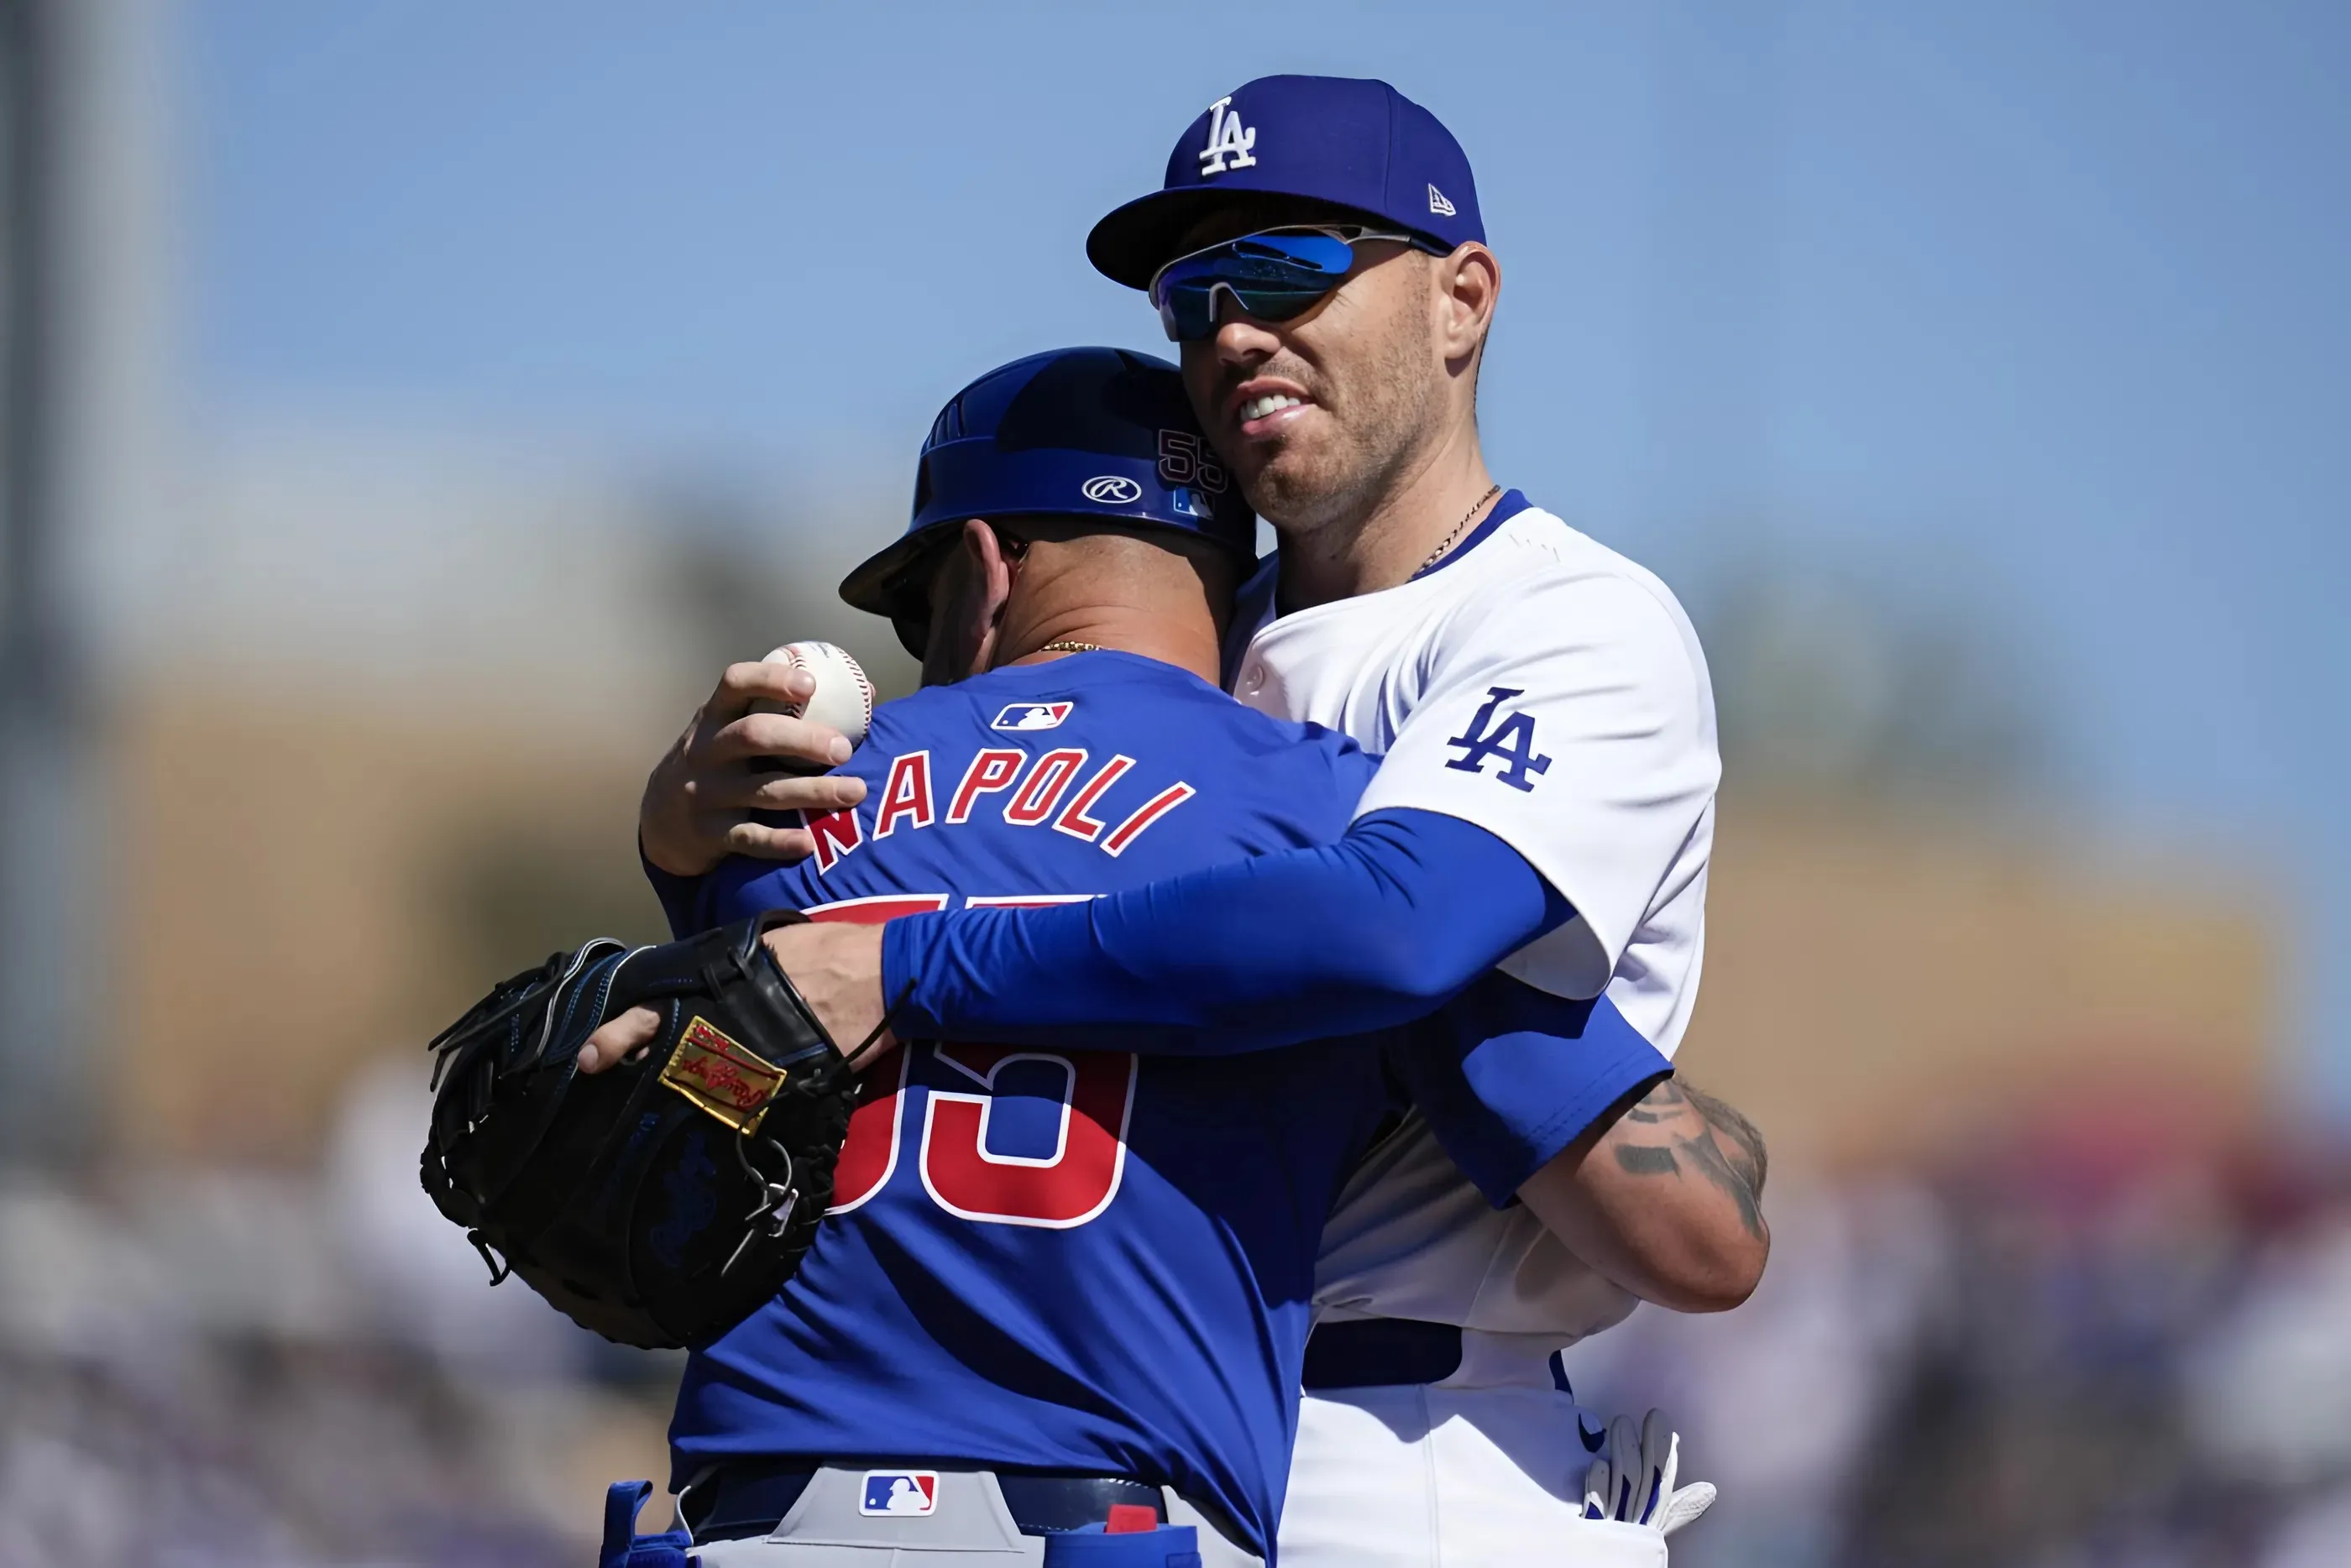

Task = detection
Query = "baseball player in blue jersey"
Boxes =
[702,77,1767,1568]
[591,348,1730,1567]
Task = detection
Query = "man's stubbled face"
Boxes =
[1178,237,1448,543]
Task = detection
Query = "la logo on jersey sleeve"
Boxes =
[1442,686,1553,792]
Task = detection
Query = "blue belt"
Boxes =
[1301,1318,1463,1389]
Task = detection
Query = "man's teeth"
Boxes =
[1242,394,1304,421]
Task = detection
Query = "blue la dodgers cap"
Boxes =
[1087,75,1485,290]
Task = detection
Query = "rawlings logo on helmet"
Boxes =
[1081,475,1144,504]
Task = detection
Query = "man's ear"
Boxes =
[961,517,1018,646]
[922,518,1016,685]
[1437,242,1500,372]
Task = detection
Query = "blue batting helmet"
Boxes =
[839,347,1256,655]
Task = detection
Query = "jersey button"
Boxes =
[1243,663,1266,694]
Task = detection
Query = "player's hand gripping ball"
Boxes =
[418,912,861,1350]
[752,640,874,763]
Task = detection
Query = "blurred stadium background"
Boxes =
[2,3,2347,1565]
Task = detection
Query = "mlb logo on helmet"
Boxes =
[860,1471,940,1516]
[992,701,1073,731]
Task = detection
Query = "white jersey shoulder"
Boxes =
[1237,503,1717,1048]
[1237,502,1720,1339]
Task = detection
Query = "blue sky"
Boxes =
[183,2,2351,1105]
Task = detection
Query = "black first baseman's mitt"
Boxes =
[420,911,856,1350]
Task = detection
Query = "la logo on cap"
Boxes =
[1199,95,1257,175]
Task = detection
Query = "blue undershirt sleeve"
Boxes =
[880,808,1574,1055]
[641,844,715,939]
[1389,979,1673,1205]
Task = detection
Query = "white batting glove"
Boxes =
[1581,1409,1716,1535]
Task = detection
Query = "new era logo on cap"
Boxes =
[1427,183,1456,217]
[860,1471,940,1516]
[992,701,1073,730]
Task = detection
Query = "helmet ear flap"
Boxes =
[877,529,962,664]
[890,615,928,661]
[909,452,937,522]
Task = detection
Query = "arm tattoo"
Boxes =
[1683,1084,1768,1198]
[1669,1119,1766,1241]
[1608,1077,1768,1241]
[1613,1143,1681,1177]
[1618,1080,1688,1125]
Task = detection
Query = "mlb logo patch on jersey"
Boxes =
[860,1471,940,1516]
[992,701,1073,731]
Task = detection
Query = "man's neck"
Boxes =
[993,601,1222,687]
[1275,424,1496,609]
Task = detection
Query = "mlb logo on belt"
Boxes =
[860,1471,940,1516]
[992,701,1073,731]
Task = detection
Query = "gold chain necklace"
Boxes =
[1035,640,1102,656]
[1416,483,1503,577]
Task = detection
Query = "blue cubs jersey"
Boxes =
[666,651,1437,1558]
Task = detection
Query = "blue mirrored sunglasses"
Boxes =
[1148,226,1450,342]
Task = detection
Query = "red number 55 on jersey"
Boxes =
[805,894,1138,1228]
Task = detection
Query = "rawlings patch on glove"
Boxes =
[421,910,856,1350]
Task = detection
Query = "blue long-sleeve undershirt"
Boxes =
[881,808,1573,1054]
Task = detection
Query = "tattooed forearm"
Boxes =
[1683,1085,1767,1198]
[1608,1077,1768,1241]
[1618,1080,1689,1124]
[1522,1072,1772,1313]
[1613,1142,1681,1177]
[1672,1116,1767,1241]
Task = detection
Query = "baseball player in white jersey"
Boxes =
[1088,79,1745,1565]
[643,74,1760,1568]
[1238,498,1725,1565]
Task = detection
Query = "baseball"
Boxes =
[754,640,875,752]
